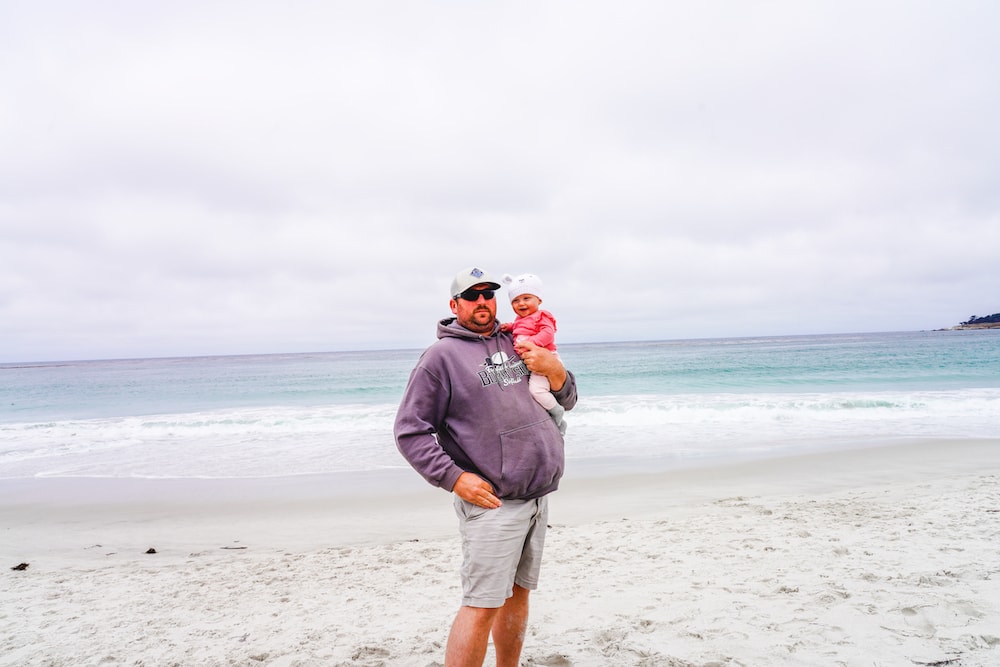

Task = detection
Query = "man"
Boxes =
[394,266,577,667]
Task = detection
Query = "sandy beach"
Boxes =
[3,439,999,666]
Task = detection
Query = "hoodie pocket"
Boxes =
[499,419,563,498]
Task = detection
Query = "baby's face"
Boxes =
[511,294,541,317]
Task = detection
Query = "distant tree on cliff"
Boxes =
[962,313,1000,325]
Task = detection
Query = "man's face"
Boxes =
[450,283,497,334]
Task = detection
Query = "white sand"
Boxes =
[3,439,1000,666]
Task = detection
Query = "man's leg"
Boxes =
[491,584,530,667]
[449,497,546,665]
[445,605,499,667]
[445,585,530,667]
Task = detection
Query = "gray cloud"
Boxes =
[2,1,998,361]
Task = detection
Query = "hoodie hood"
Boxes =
[436,316,501,341]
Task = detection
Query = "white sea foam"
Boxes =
[568,389,1000,462]
[2,388,997,479]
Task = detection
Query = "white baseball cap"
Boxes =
[450,267,501,298]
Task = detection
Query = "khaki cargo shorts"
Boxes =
[453,495,549,608]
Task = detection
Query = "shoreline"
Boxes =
[4,437,1000,665]
[3,438,997,559]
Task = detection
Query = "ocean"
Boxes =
[1,330,998,480]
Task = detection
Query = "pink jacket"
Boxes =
[510,310,557,351]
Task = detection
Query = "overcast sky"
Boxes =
[2,1,998,362]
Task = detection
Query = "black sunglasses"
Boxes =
[456,288,496,302]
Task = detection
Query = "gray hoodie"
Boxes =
[394,317,578,500]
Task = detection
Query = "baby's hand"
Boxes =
[500,322,513,332]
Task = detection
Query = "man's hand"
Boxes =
[452,472,502,509]
[514,339,567,391]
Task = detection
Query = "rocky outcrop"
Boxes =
[952,313,1000,330]
[952,322,1000,330]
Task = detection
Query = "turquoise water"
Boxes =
[562,331,998,395]
[1,349,418,423]
[1,330,997,479]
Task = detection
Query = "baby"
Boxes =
[502,273,567,435]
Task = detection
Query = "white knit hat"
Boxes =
[502,273,544,301]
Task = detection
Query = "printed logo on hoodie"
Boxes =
[477,351,530,388]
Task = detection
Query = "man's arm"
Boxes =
[394,366,468,492]
[515,339,573,397]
